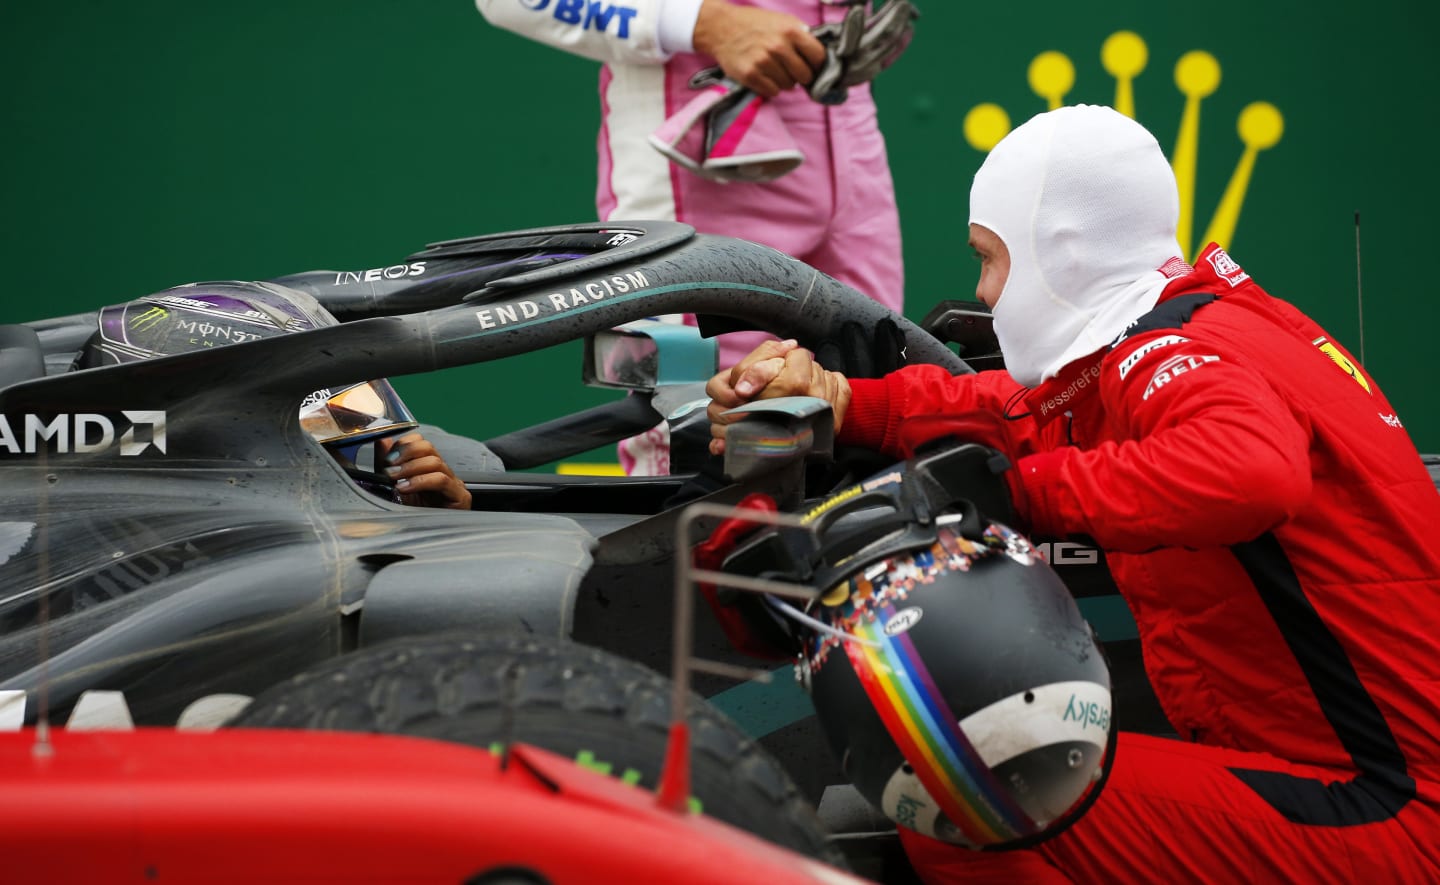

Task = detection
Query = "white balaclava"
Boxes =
[970,105,1186,388]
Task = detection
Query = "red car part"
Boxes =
[1,728,860,885]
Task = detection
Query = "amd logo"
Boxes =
[0,411,166,457]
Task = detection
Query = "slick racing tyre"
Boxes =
[231,632,844,867]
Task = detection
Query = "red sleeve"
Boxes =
[837,366,1040,460]
[1019,338,1312,552]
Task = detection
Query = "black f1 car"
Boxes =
[3,220,1434,877]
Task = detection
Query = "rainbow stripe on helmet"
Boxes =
[841,598,1038,846]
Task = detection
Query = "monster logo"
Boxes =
[128,306,169,331]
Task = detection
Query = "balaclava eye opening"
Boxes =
[969,105,1186,388]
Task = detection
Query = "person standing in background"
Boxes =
[474,0,905,474]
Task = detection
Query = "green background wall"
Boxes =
[3,1,1436,453]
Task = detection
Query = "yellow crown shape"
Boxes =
[963,31,1284,262]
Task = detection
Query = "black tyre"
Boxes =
[231,632,844,867]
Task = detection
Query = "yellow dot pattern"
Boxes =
[1200,102,1284,251]
[1175,50,1222,98]
[964,103,1012,152]
[1028,51,1075,110]
[1239,101,1284,150]
[963,33,1281,261]
[1101,31,1148,118]
[1173,50,1221,258]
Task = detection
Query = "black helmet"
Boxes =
[722,444,1112,848]
[76,281,418,448]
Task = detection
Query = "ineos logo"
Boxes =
[331,262,427,287]
[884,607,923,636]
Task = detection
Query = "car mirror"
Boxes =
[720,395,835,482]
[584,320,718,392]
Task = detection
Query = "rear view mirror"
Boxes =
[584,320,718,392]
[719,395,835,482]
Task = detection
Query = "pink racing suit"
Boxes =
[474,0,904,372]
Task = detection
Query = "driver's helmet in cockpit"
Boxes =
[74,280,418,461]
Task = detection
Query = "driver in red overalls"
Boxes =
[707,104,1440,882]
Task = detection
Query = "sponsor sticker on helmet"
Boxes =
[880,767,950,842]
[960,680,1112,767]
[128,306,169,331]
[883,607,923,636]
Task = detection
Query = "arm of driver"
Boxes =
[379,433,473,511]
[706,340,852,456]
[475,0,672,64]
[1020,355,1311,551]
[692,0,827,97]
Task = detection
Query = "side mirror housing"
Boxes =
[720,395,835,482]
[584,320,718,392]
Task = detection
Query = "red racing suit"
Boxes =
[839,244,1440,881]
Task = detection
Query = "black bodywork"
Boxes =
[0,223,957,754]
[3,220,1433,812]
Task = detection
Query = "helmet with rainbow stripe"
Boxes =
[725,442,1113,847]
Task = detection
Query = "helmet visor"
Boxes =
[299,380,418,444]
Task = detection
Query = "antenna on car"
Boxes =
[33,451,53,757]
[661,502,819,812]
[1354,210,1366,365]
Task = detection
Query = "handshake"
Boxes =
[705,317,906,455]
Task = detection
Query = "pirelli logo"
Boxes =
[1142,354,1220,400]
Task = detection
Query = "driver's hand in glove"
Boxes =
[378,432,473,511]
[706,338,852,456]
